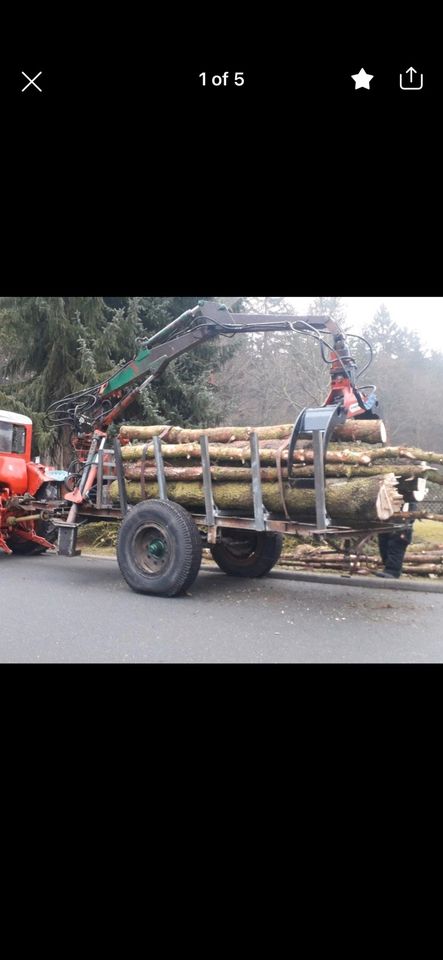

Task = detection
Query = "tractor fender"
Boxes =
[27,463,69,497]
[26,461,52,496]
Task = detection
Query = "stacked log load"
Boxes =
[108,419,443,527]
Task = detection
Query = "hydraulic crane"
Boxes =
[4,297,399,593]
[47,298,379,531]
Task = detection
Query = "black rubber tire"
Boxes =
[9,483,58,556]
[116,499,202,596]
[210,530,283,578]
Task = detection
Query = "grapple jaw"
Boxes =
[287,403,348,480]
[286,404,349,532]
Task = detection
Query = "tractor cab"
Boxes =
[0,410,32,494]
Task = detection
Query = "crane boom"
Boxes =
[48,299,375,433]
[46,298,379,517]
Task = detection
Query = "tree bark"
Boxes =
[332,419,387,443]
[121,439,440,468]
[119,419,388,445]
[401,552,443,563]
[122,461,434,484]
[361,446,443,465]
[119,423,294,443]
[110,473,403,522]
[120,441,374,465]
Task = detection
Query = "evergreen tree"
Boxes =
[0,296,147,454]
[308,296,346,325]
[0,295,238,459]
[364,304,422,356]
[362,304,432,445]
[106,296,239,428]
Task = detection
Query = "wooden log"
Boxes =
[229,439,287,448]
[332,419,387,443]
[401,552,443,562]
[119,423,295,443]
[363,446,443,465]
[278,559,443,576]
[122,461,435,484]
[122,463,292,483]
[120,438,443,474]
[109,473,403,522]
[119,419,388,445]
[281,564,359,572]
[281,551,443,566]
[120,441,374,466]
[119,425,171,442]
[351,465,435,483]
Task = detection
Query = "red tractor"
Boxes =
[0,409,62,555]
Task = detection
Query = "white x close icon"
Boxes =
[21,71,43,92]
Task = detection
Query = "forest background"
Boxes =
[1,296,441,475]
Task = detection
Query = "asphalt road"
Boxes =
[2,552,443,662]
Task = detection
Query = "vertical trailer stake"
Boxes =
[113,438,128,515]
[249,432,267,531]
[200,435,217,543]
[311,430,328,533]
[153,436,168,500]
[96,448,104,510]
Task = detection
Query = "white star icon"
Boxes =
[351,68,374,90]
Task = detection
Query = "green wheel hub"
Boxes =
[148,537,166,558]
[133,522,173,575]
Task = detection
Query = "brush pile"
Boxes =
[275,542,443,577]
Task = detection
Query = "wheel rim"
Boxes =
[133,523,172,575]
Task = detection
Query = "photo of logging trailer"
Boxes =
[51,416,440,596]
[10,300,440,596]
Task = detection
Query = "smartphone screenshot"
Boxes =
[0,21,439,666]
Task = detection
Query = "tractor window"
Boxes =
[0,422,26,454]
[0,422,13,452]
[12,425,26,453]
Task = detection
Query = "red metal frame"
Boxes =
[0,416,56,554]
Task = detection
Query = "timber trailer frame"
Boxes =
[50,430,413,596]
[4,299,415,596]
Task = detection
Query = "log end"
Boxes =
[376,473,403,520]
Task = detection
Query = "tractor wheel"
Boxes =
[117,499,202,596]
[9,483,58,556]
[210,530,283,578]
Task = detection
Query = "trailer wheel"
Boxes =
[117,499,202,596]
[210,530,283,578]
[9,483,58,556]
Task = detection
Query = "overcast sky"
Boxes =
[287,297,443,353]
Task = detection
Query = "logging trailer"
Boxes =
[0,299,415,595]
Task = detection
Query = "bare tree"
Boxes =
[215,296,334,423]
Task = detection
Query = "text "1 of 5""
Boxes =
[199,72,245,87]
